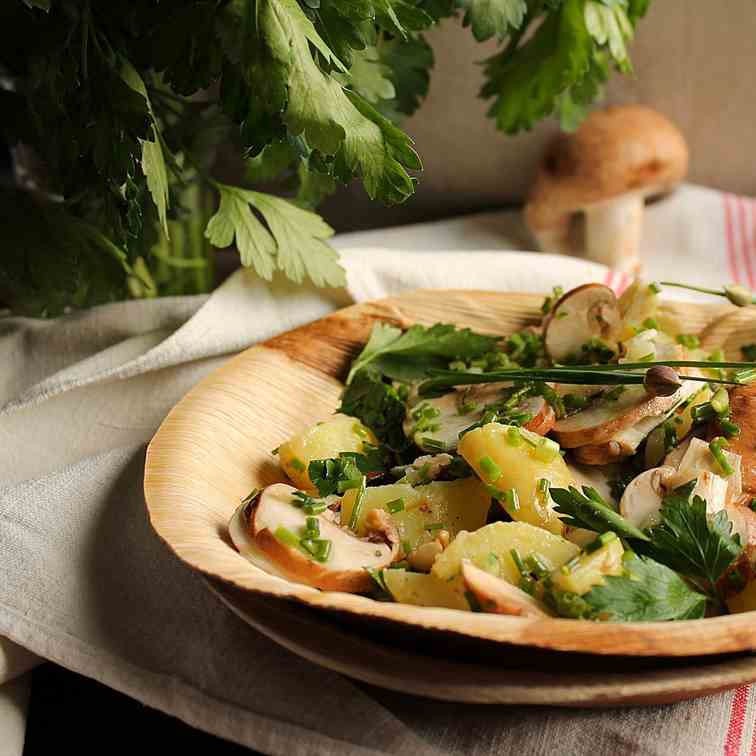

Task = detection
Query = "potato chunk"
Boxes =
[551,537,624,595]
[278,413,377,490]
[458,423,573,534]
[383,570,470,611]
[431,521,578,583]
[341,478,491,554]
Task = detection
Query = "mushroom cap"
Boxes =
[525,105,688,232]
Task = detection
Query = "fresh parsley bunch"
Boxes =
[1,0,650,315]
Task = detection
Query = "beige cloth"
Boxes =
[2,185,756,754]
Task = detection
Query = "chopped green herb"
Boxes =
[642,317,660,330]
[541,285,564,315]
[503,488,520,513]
[533,437,560,463]
[274,526,302,550]
[348,476,368,531]
[479,455,502,482]
[290,457,306,473]
[421,437,448,453]
[676,334,701,349]
[386,498,405,514]
[506,427,522,446]
[510,548,526,575]
[401,539,412,556]
[721,418,741,438]
[709,437,735,477]
[427,522,446,532]
[711,388,730,415]
[525,553,550,579]
[603,386,626,402]
[648,282,663,295]
[304,516,320,538]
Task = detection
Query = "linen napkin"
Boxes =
[2,183,756,755]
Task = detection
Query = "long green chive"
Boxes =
[510,548,526,575]
[274,526,301,550]
[658,280,756,306]
[709,437,735,477]
[386,497,405,514]
[479,455,502,482]
[503,488,520,513]
[348,476,367,530]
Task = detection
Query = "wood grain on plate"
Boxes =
[144,289,756,662]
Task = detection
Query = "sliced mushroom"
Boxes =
[668,437,741,507]
[238,483,399,593]
[543,284,621,363]
[619,466,676,529]
[553,379,700,450]
[717,384,756,493]
[461,561,551,618]
[405,383,555,453]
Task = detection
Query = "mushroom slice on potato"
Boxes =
[668,437,742,507]
[235,483,399,593]
[619,466,676,529]
[543,284,621,363]
[461,561,551,618]
[405,384,555,453]
[558,379,701,461]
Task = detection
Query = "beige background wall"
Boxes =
[321,1,756,231]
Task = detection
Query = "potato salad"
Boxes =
[230,280,756,622]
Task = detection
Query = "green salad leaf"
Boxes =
[581,555,708,621]
[347,322,500,384]
[642,482,743,588]
[549,485,650,542]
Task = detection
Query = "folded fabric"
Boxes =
[2,184,756,755]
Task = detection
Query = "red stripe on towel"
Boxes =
[725,686,750,755]
[737,196,755,289]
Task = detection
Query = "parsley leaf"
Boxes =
[340,368,413,453]
[308,448,388,497]
[482,0,593,133]
[347,322,500,384]
[460,0,527,42]
[550,485,650,542]
[582,555,708,621]
[641,482,743,588]
[373,35,434,121]
[205,184,345,287]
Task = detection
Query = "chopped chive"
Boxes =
[711,387,730,415]
[709,437,735,477]
[290,457,306,472]
[426,522,446,532]
[274,526,302,550]
[313,539,332,562]
[642,317,659,330]
[348,476,367,530]
[386,497,405,514]
[510,548,526,575]
[585,531,616,553]
[537,478,550,494]
[305,516,320,538]
[519,576,536,595]
[401,539,412,556]
[506,426,523,446]
[599,531,618,545]
[422,437,448,453]
[638,352,655,363]
[676,333,701,349]
[709,348,726,363]
[479,455,502,482]
[337,478,361,494]
[525,553,550,579]
[366,567,388,592]
[484,552,500,575]
[503,488,520,513]
[721,418,741,438]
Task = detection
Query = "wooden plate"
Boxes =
[208,578,756,706]
[144,289,756,661]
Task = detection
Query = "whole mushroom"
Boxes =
[525,105,688,272]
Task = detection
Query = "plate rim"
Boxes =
[144,288,756,659]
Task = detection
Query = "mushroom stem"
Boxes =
[584,194,644,272]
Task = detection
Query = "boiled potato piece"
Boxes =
[432,521,578,583]
[551,537,624,595]
[383,570,470,611]
[341,478,491,554]
[278,413,377,490]
[458,423,574,534]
